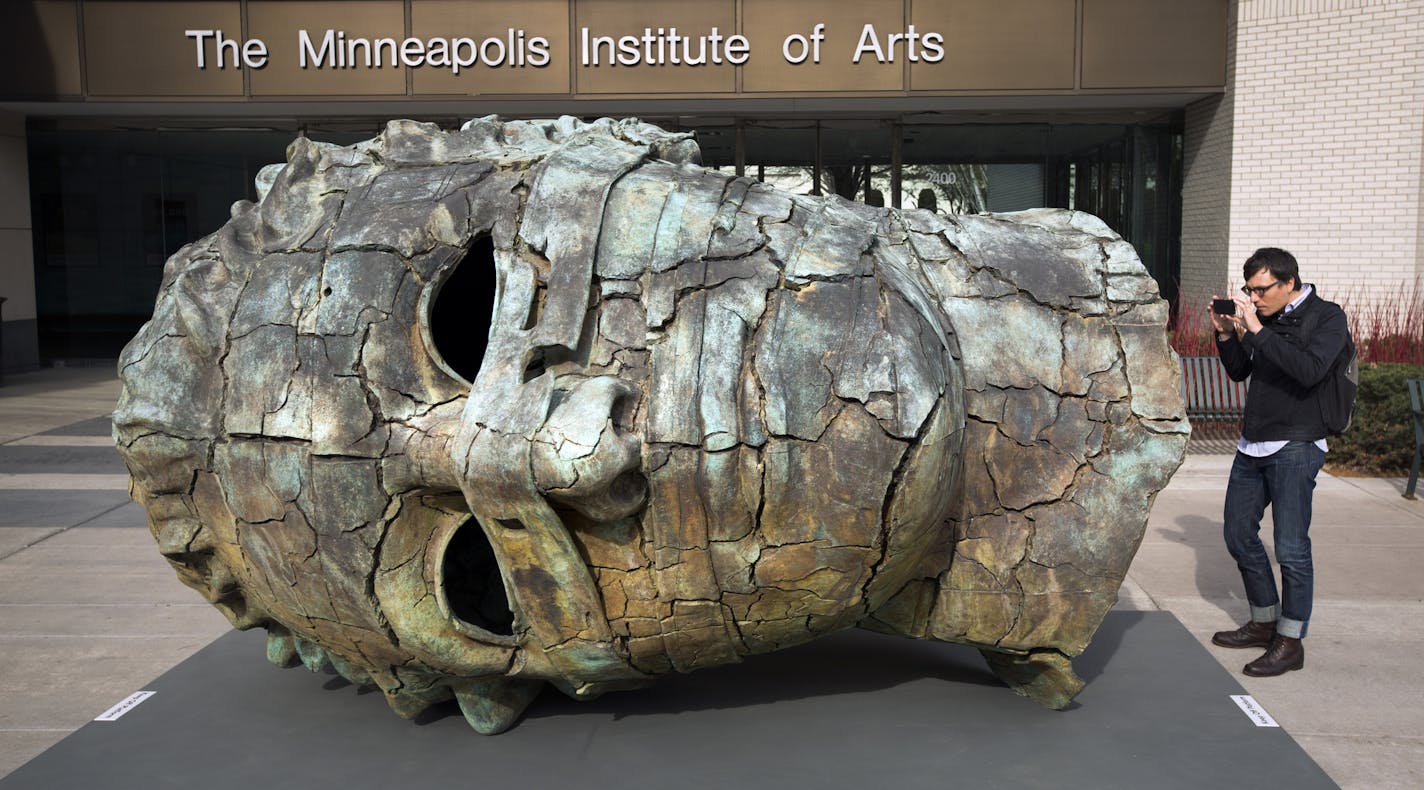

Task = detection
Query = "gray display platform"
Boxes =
[38,416,117,437]
[0,490,130,528]
[0,444,127,475]
[1,612,1335,789]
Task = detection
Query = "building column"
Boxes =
[0,111,39,375]
[1178,2,1239,311]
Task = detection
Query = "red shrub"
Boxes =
[1336,280,1424,366]
[1169,279,1423,366]
[1168,291,1221,358]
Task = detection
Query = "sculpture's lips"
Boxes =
[436,514,516,638]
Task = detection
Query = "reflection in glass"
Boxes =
[758,166,816,195]
[745,122,816,195]
[900,164,988,214]
[25,116,1183,361]
[819,122,892,204]
[680,122,735,170]
[27,128,309,359]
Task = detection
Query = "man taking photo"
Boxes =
[1208,247,1350,677]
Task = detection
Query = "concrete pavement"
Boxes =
[1121,454,1424,788]
[1,367,1421,787]
[0,367,231,778]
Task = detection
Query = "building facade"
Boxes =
[1,0,1419,372]
[1184,0,1423,316]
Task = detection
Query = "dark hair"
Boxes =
[1243,247,1301,290]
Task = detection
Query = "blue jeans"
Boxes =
[1223,441,1326,639]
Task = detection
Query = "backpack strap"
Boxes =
[1295,296,1354,374]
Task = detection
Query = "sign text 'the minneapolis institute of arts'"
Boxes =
[2,0,1228,100]
[185,24,950,73]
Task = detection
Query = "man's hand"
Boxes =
[1210,295,1241,338]
[1233,293,1263,334]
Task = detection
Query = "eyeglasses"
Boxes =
[1241,280,1283,297]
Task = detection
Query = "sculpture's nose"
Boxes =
[531,376,645,521]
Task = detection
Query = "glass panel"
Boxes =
[904,124,1051,163]
[901,121,1182,298]
[818,121,892,204]
[900,124,1052,214]
[25,116,1184,361]
[680,122,735,170]
[983,163,1044,212]
[1046,125,1130,233]
[28,128,297,359]
[1128,124,1183,296]
[900,164,988,215]
[745,121,816,195]
[1043,122,1183,295]
[38,193,98,267]
[755,165,816,195]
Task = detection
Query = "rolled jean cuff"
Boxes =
[1277,618,1307,639]
[1250,603,1280,624]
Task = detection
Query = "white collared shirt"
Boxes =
[1237,285,1329,457]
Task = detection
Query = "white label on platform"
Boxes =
[1231,694,1279,727]
[95,691,156,722]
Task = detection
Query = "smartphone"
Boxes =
[1212,298,1236,315]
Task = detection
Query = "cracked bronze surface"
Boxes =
[114,116,1187,735]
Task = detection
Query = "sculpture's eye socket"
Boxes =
[439,515,516,637]
[428,233,499,384]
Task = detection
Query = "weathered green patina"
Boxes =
[114,116,1187,734]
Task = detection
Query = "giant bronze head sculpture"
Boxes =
[114,117,1187,734]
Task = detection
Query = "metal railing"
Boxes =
[1406,378,1423,500]
[1180,355,1248,424]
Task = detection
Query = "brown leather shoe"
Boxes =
[1211,620,1276,649]
[1243,635,1304,677]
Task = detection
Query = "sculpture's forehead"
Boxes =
[513,155,938,348]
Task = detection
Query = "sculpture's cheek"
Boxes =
[613,247,963,663]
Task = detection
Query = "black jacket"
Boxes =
[1215,285,1349,442]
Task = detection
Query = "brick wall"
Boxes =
[1179,1,1240,308]
[1228,0,1424,305]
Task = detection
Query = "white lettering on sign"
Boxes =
[95,691,156,722]
[296,29,550,74]
[852,24,944,64]
[580,27,750,67]
[185,30,268,69]
[782,23,827,65]
[182,23,950,71]
[1230,694,1280,727]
